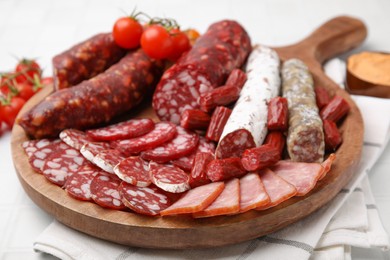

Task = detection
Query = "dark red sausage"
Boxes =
[267,97,288,131]
[153,20,251,124]
[18,49,163,139]
[320,95,350,123]
[53,33,126,90]
[189,152,214,188]
[206,157,247,182]
[206,106,232,142]
[225,68,247,88]
[323,119,342,151]
[241,144,280,172]
[180,109,211,130]
[199,85,242,112]
[315,86,331,109]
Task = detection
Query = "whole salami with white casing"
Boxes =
[153,20,251,124]
[282,59,325,163]
[216,45,281,159]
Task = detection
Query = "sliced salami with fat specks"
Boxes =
[42,147,86,186]
[119,182,171,216]
[113,122,177,156]
[80,142,111,163]
[113,157,151,187]
[239,172,270,213]
[256,168,297,210]
[171,136,215,172]
[22,139,68,173]
[86,118,155,141]
[140,126,199,163]
[149,162,190,193]
[216,45,281,159]
[90,173,125,210]
[59,129,94,150]
[65,163,101,201]
[93,149,125,174]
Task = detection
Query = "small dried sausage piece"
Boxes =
[180,109,211,130]
[282,59,325,163]
[90,173,125,210]
[22,139,68,173]
[264,131,286,156]
[225,68,247,88]
[271,160,325,196]
[140,126,199,163]
[171,136,215,171]
[256,168,297,210]
[60,129,94,150]
[80,142,111,163]
[86,118,155,141]
[42,147,86,186]
[241,144,280,172]
[119,182,172,216]
[160,182,225,216]
[267,97,288,131]
[206,157,247,182]
[239,173,270,213]
[199,85,242,112]
[189,152,214,188]
[216,45,281,159]
[114,122,177,156]
[113,157,151,187]
[205,106,232,142]
[53,32,126,90]
[320,95,350,123]
[64,163,102,201]
[94,149,125,174]
[150,163,190,193]
[323,119,342,151]
[193,178,240,218]
[315,86,331,109]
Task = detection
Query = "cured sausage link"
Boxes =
[206,106,232,142]
[199,85,242,113]
[53,33,126,90]
[180,109,211,130]
[267,97,288,131]
[282,59,325,163]
[18,49,163,139]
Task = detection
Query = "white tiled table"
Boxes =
[1,0,389,259]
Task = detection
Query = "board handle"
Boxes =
[302,16,367,63]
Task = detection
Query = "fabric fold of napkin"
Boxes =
[33,59,390,260]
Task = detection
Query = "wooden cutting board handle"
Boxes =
[275,16,367,68]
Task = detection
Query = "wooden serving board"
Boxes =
[11,16,366,249]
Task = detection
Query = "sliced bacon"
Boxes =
[239,173,270,213]
[160,182,225,216]
[256,168,297,210]
[193,178,240,218]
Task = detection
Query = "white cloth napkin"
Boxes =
[33,59,390,260]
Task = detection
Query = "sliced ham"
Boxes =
[320,153,336,180]
[160,182,225,216]
[239,173,270,213]
[257,168,297,210]
[193,178,240,218]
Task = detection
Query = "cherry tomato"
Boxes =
[168,29,191,61]
[0,73,14,96]
[113,17,143,49]
[0,96,25,128]
[141,25,174,60]
[14,59,41,84]
[16,82,35,101]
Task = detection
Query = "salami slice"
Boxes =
[59,129,94,150]
[153,20,251,124]
[271,161,325,196]
[114,122,177,156]
[193,178,240,218]
[86,118,155,141]
[216,45,281,159]
[90,173,125,210]
[42,147,86,186]
[23,139,69,173]
[239,173,270,213]
[160,181,225,216]
[80,142,111,163]
[65,163,101,201]
[149,163,190,193]
[140,126,199,163]
[282,59,325,163]
[119,182,171,216]
[94,149,125,174]
[113,157,151,187]
[256,168,297,210]
[171,136,215,172]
